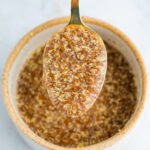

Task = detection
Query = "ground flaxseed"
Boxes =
[16,42,137,147]
[43,25,107,117]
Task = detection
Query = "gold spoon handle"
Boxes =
[69,0,83,25]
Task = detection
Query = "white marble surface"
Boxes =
[0,0,150,149]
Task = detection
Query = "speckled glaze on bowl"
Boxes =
[2,17,148,150]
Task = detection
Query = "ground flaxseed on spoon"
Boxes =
[43,25,107,117]
[16,42,137,147]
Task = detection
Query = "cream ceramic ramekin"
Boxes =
[2,17,148,150]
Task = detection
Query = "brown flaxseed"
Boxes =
[16,42,137,147]
[43,25,107,117]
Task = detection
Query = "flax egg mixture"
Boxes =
[16,42,137,147]
[43,24,107,117]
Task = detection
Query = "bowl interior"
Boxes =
[9,22,142,143]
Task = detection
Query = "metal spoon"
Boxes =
[43,0,107,117]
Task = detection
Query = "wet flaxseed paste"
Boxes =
[43,25,107,117]
[16,42,137,147]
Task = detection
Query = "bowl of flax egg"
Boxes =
[2,17,148,150]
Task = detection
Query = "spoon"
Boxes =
[43,0,107,117]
